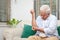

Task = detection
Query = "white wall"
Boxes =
[11,0,34,25]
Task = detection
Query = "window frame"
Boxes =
[0,0,11,22]
[34,0,60,20]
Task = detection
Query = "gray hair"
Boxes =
[40,5,51,14]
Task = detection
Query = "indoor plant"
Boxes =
[8,18,22,28]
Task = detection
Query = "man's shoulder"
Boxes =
[50,14,57,20]
[37,16,41,19]
[36,16,41,20]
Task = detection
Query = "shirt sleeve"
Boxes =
[44,17,57,34]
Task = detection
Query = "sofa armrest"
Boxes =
[3,28,23,40]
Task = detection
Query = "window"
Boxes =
[34,0,60,20]
[0,0,10,22]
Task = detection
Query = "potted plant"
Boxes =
[8,18,22,28]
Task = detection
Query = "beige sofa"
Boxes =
[3,20,60,40]
[3,21,31,40]
[3,28,27,40]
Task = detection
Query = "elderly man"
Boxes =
[27,5,59,40]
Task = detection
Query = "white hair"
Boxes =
[40,5,51,14]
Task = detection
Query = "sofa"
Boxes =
[3,20,60,40]
[3,28,27,40]
[3,21,31,40]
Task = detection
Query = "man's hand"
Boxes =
[39,28,44,33]
[30,9,35,15]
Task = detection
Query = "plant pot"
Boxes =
[10,24,17,28]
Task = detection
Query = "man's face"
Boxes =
[40,10,50,20]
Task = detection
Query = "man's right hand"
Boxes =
[30,9,35,15]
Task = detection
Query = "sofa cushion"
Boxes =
[57,26,60,36]
[21,24,36,38]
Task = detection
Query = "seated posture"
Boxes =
[27,5,59,40]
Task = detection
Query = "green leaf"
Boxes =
[8,18,22,26]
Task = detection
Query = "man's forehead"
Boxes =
[40,10,46,13]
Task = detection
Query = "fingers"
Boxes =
[30,9,35,14]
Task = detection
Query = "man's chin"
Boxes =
[42,18,47,20]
